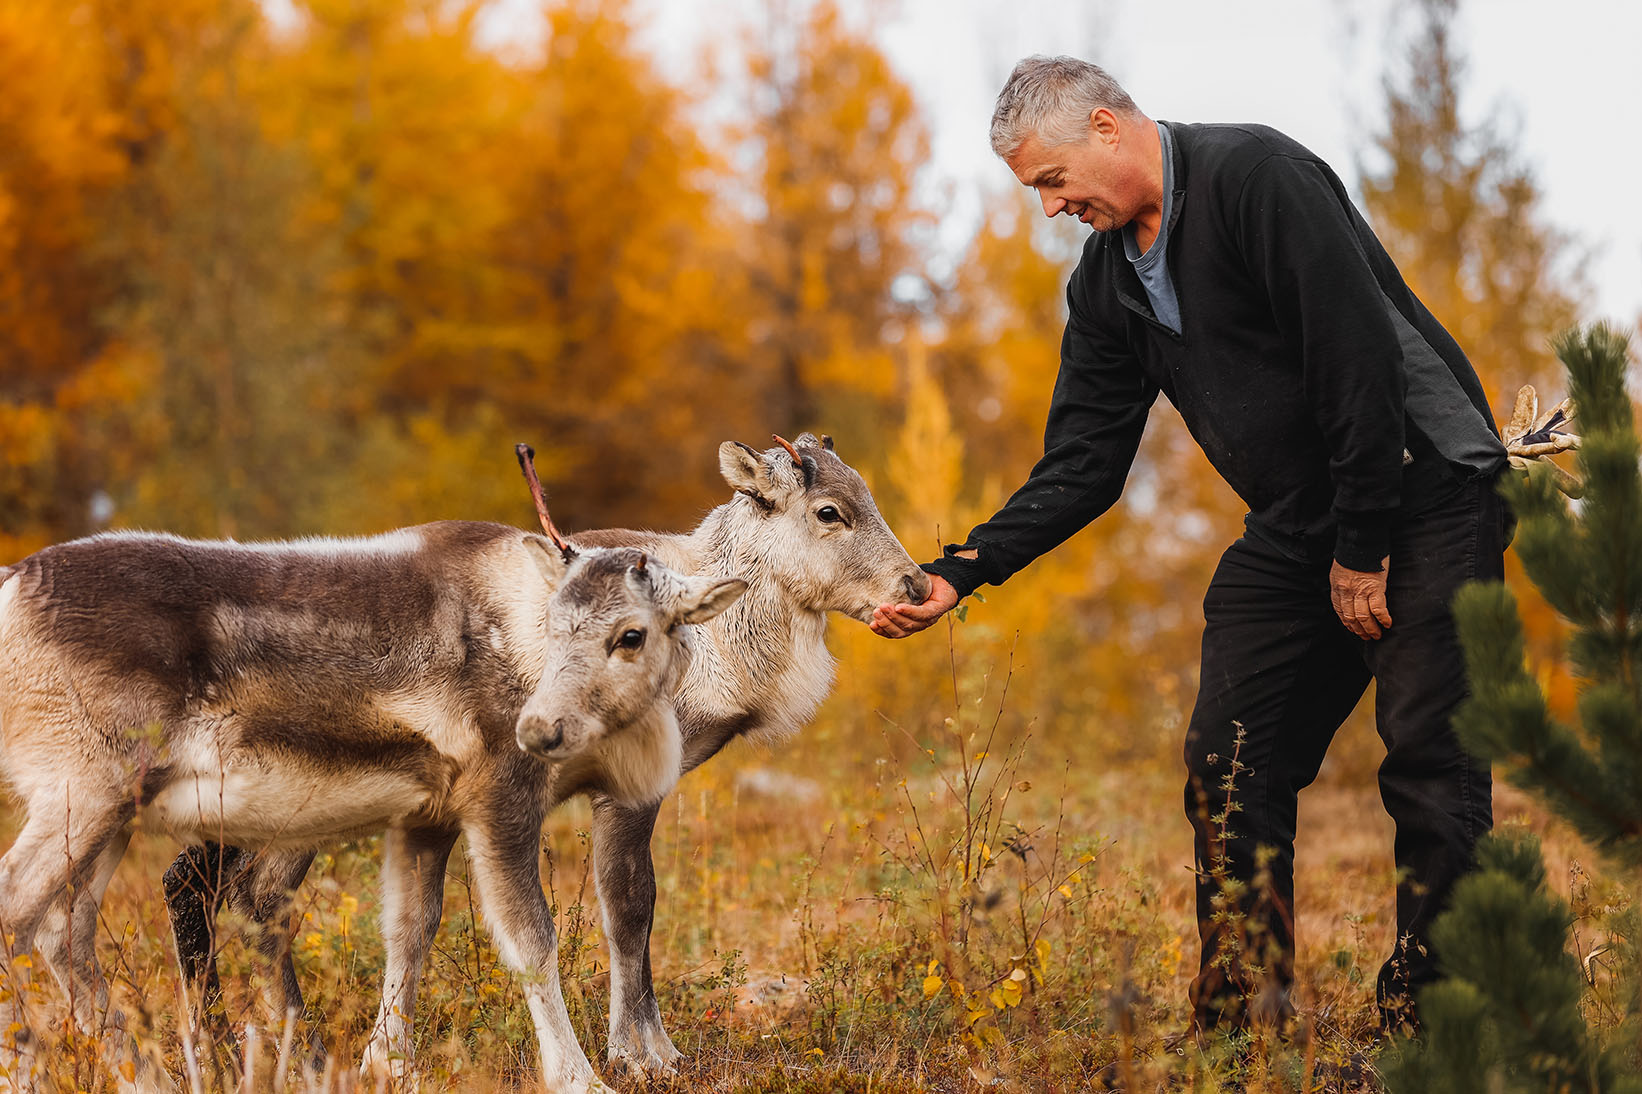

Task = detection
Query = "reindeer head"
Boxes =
[717,433,931,622]
[509,444,746,802]
[513,543,746,798]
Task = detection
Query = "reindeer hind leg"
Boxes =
[0,795,131,1083]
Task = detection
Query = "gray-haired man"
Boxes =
[872,55,1508,1035]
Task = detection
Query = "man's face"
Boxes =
[1005,110,1133,231]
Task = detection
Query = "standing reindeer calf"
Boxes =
[0,481,745,1092]
[165,432,934,1078]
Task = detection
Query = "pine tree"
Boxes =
[1454,325,1642,862]
[1380,324,1642,1091]
[1379,832,1640,1093]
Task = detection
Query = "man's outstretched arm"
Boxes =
[872,257,1156,640]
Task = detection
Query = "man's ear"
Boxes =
[523,534,569,585]
[675,576,748,626]
[1091,106,1121,144]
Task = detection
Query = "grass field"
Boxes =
[0,616,1614,1093]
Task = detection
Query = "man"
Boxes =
[871,56,1509,1035]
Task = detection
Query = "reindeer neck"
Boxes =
[674,500,835,756]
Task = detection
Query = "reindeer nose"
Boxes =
[903,570,932,605]
[519,717,568,755]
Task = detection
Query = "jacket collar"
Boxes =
[1161,119,1188,236]
[1107,120,1189,332]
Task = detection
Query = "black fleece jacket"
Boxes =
[925,122,1504,600]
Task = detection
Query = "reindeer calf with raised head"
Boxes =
[0,498,743,1091]
[168,433,934,1078]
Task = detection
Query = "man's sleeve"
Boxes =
[1236,153,1407,573]
[923,267,1157,600]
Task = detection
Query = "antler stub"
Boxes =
[771,434,803,469]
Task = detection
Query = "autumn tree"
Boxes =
[1359,0,1583,410]
[740,0,933,438]
[480,0,745,529]
[0,0,126,556]
[0,0,323,545]
[88,0,372,538]
[1360,0,1590,718]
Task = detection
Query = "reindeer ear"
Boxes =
[718,441,765,492]
[522,534,569,585]
[675,576,748,625]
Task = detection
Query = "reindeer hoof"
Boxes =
[359,1042,419,1091]
[608,1037,683,1078]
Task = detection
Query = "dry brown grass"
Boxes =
[0,622,1613,1094]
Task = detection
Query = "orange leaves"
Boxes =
[741,0,932,428]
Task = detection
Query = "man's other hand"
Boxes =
[1330,557,1392,640]
[871,573,959,639]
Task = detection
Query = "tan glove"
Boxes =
[1504,384,1583,497]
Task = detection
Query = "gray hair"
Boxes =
[989,55,1141,157]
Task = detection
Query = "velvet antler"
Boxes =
[515,443,576,561]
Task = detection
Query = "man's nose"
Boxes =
[1040,192,1062,218]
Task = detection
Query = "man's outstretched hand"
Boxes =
[1330,557,1392,640]
[871,573,959,639]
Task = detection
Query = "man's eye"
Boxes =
[817,506,843,524]
[615,629,645,652]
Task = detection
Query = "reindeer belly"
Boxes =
[151,702,464,846]
[147,761,437,845]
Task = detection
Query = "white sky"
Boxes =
[478,0,1642,325]
[469,0,1642,323]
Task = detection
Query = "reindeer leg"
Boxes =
[232,849,320,1072]
[591,794,679,1075]
[0,797,130,1089]
[464,806,606,1093]
[36,830,173,1093]
[359,825,458,1084]
[38,829,130,1031]
[161,843,245,1050]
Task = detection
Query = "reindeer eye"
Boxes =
[615,629,646,653]
[816,505,843,524]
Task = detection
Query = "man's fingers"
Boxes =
[872,603,934,639]
[1353,591,1381,639]
[1370,591,1392,629]
[872,574,959,640]
[870,611,915,639]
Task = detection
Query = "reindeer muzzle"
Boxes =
[516,715,569,757]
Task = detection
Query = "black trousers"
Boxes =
[1183,476,1505,1033]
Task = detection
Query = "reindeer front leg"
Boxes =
[591,794,679,1075]
[464,806,606,1093]
[360,825,459,1084]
